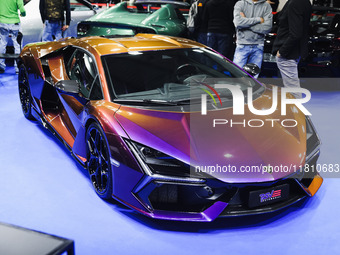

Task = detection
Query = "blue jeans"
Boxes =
[207,33,233,59]
[0,23,21,71]
[276,56,301,98]
[233,44,264,78]
[197,33,207,46]
[42,20,62,42]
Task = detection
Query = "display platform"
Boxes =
[0,67,340,255]
[0,222,74,255]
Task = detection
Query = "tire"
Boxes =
[18,64,35,120]
[86,122,113,199]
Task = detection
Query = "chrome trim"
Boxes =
[110,157,120,167]
[151,175,205,184]
[306,148,320,163]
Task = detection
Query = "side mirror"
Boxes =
[55,80,80,95]
[243,63,261,77]
[78,0,97,13]
[91,4,99,14]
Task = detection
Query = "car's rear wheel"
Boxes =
[18,64,35,120]
[86,122,112,199]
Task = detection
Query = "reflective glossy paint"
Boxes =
[18,34,323,221]
[77,1,188,37]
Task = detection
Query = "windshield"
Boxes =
[102,48,263,104]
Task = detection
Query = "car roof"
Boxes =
[75,34,203,56]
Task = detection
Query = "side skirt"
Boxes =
[32,106,87,169]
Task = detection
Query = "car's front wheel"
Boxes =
[86,122,113,199]
[18,64,35,120]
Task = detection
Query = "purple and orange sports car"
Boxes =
[18,34,322,221]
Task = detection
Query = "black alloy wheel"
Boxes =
[18,64,35,120]
[86,122,112,199]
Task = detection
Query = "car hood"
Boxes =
[114,88,307,183]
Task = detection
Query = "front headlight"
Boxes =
[125,140,193,177]
[306,116,321,159]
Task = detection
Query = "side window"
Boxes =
[67,50,102,100]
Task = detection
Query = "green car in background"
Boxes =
[77,0,189,37]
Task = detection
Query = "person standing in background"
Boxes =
[187,0,199,40]
[203,0,236,59]
[0,0,26,74]
[272,0,312,98]
[233,0,272,78]
[194,0,210,45]
[40,0,71,42]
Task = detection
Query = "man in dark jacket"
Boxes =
[267,0,279,12]
[272,0,312,97]
[194,0,210,45]
[40,0,71,41]
[203,0,236,59]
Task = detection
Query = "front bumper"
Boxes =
[132,151,323,222]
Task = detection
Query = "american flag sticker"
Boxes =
[259,189,282,203]
[272,189,281,198]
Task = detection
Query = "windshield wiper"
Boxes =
[113,99,182,106]
[172,98,200,104]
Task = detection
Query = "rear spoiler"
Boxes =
[78,21,157,36]
[77,0,98,13]
[135,0,190,7]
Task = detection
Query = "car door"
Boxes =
[57,48,103,138]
